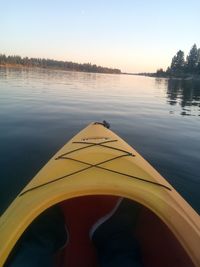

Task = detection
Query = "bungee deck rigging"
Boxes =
[20,139,171,197]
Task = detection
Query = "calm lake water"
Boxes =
[0,67,200,214]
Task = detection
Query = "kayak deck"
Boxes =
[0,122,199,266]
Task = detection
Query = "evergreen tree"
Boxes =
[156,68,165,77]
[170,50,185,74]
[197,49,200,74]
[0,54,6,64]
[186,44,198,73]
[197,48,200,64]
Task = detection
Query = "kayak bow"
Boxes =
[0,122,199,267]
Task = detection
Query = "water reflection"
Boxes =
[0,69,200,214]
[166,79,200,116]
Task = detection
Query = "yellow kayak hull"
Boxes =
[0,122,199,266]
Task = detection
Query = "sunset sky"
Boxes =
[1,0,200,72]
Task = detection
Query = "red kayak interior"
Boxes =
[56,195,195,267]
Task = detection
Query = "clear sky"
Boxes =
[1,0,200,72]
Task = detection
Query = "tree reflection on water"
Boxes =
[156,78,200,116]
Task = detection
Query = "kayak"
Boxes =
[0,122,199,267]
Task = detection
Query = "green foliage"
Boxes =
[156,68,168,77]
[0,54,121,74]
[170,50,185,73]
[186,44,198,73]
[166,44,200,77]
[197,48,200,63]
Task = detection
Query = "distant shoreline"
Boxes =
[139,73,200,80]
[122,72,200,80]
[0,54,121,75]
[0,63,123,75]
[2,65,200,80]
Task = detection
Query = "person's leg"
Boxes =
[92,198,143,267]
[5,206,68,267]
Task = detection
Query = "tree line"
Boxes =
[156,44,200,77]
[0,54,121,74]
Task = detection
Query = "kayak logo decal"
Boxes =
[81,137,110,142]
